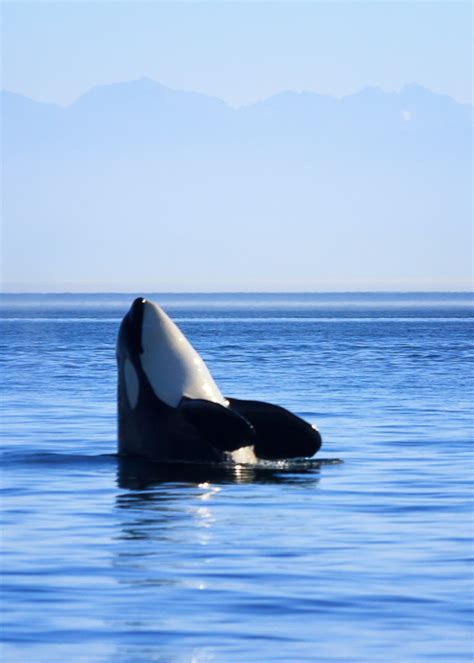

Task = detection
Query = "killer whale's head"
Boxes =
[117,298,257,459]
[117,297,228,410]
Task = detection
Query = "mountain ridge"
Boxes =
[2,77,472,111]
[3,78,471,158]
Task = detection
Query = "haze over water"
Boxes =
[1,293,473,662]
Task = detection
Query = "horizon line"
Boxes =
[1,290,472,297]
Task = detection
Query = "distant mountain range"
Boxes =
[1,79,472,291]
[2,78,472,158]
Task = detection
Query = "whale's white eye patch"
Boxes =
[124,358,139,409]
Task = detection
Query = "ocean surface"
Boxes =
[1,292,473,662]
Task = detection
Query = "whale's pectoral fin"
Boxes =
[178,398,256,452]
[226,398,322,459]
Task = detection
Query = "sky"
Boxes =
[2,1,472,107]
[1,1,472,292]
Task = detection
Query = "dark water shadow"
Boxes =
[116,455,342,490]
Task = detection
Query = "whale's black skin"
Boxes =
[226,398,321,460]
[117,298,322,463]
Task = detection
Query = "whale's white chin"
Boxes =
[141,300,227,408]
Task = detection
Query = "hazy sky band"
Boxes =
[2,1,472,107]
[2,2,472,292]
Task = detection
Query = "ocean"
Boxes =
[1,292,473,662]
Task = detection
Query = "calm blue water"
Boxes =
[1,293,473,662]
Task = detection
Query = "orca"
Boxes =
[117,297,322,463]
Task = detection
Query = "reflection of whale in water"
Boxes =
[114,457,326,544]
[117,298,323,464]
[111,457,341,661]
[116,455,341,491]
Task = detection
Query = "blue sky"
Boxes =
[1,2,472,292]
[2,1,472,107]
